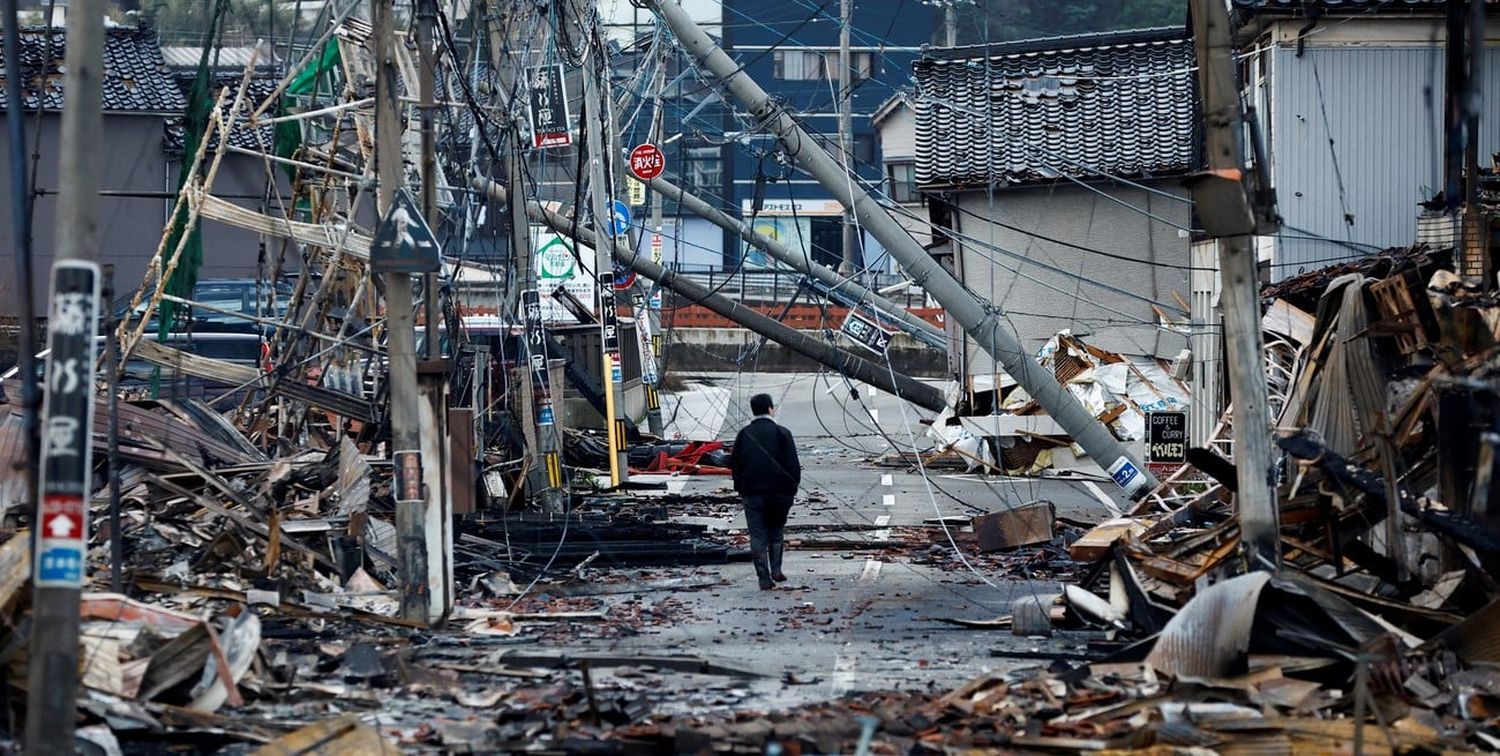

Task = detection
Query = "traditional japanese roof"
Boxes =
[0,26,187,113]
[912,27,1196,190]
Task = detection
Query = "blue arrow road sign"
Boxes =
[608,200,631,237]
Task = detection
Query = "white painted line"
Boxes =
[830,654,857,695]
[867,384,877,398]
[868,408,880,423]
[882,493,896,507]
[874,515,891,526]
[873,515,892,542]
[1083,481,1124,518]
[880,473,893,487]
[858,558,883,582]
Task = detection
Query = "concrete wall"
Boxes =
[952,180,1190,375]
[878,104,916,159]
[1257,21,1500,277]
[0,112,290,320]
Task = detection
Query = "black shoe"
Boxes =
[769,541,787,582]
[753,554,775,590]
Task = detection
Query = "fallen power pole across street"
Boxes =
[646,0,1159,498]
[471,177,948,412]
[647,174,945,349]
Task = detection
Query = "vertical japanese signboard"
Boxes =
[597,273,623,385]
[520,289,556,428]
[35,261,100,587]
[527,64,572,149]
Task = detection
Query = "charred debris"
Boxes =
[0,2,1499,754]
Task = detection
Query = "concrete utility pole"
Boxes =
[579,20,630,487]
[647,174,944,348]
[413,0,453,621]
[637,38,671,437]
[480,0,568,510]
[27,0,105,751]
[837,0,857,276]
[944,2,957,46]
[473,177,949,412]
[373,0,430,623]
[1188,0,1280,570]
[646,0,1160,499]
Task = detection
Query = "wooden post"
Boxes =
[1188,0,1281,570]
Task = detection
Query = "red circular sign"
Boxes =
[629,143,665,181]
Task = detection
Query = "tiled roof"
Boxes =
[164,74,281,156]
[912,28,1196,189]
[0,26,187,113]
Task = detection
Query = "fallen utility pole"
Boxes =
[1188,0,1280,571]
[27,0,105,751]
[647,0,1159,498]
[373,0,430,624]
[580,36,630,487]
[647,174,944,348]
[473,177,948,412]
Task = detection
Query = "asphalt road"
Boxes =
[521,372,1125,713]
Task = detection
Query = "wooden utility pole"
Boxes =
[413,0,453,622]
[580,21,630,487]
[373,0,430,623]
[1187,0,1281,571]
[837,0,857,276]
[27,0,105,751]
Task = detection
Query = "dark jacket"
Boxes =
[730,416,801,496]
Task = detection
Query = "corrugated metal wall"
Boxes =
[1267,44,1500,279]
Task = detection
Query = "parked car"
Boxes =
[113,278,294,336]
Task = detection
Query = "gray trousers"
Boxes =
[743,494,793,557]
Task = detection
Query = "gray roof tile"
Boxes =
[913,28,1196,189]
[1,26,187,113]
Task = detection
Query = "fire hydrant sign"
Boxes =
[628,143,664,181]
[36,260,101,587]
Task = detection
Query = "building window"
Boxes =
[888,161,919,204]
[683,144,723,194]
[773,50,874,81]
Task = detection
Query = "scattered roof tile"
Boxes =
[912,27,1196,189]
[0,26,187,113]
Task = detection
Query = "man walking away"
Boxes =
[729,393,801,590]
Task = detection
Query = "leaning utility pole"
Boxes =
[473,177,949,412]
[1188,0,1281,570]
[579,16,630,487]
[373,0,430,623]
[648,174,944,348]
[837,0,857,276]
[647,0,1160,499]
[27,0,105,752]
